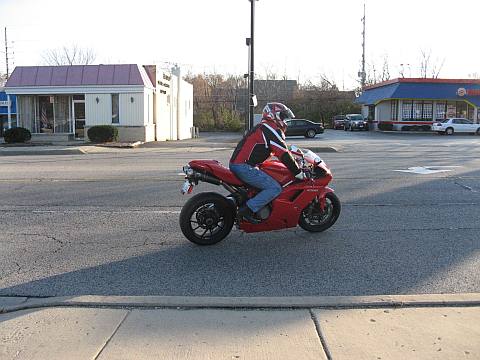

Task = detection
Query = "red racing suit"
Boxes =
[230,120,301,175]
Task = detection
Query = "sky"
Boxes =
[1,0,479,90]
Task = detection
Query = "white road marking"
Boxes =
[393,166,461,175]
[30,210,181,214]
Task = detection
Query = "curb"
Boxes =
[0,148,86,156]
[2,294,480,314]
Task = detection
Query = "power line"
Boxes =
[358,3,366,89]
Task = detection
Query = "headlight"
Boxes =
[182,165,194,176]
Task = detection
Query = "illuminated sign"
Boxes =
[457,88,480,96]
[467,89,480,96]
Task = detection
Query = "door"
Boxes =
[74,102,85,138]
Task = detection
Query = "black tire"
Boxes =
[445,127,454,135]
[476,128,480,135]
[306,129,316,138]
[298,192,341,233]
[179,192,234,245]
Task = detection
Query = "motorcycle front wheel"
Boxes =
[298,192,341,232]
[179,192,234,245]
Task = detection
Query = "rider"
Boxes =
[229,102,305,223]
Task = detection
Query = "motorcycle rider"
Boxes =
[229,102,305,223]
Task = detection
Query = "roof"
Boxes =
[5,65,154,88]
[357,78,480,107]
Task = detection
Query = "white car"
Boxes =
[432,118,480,135]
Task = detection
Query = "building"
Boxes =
[4,64,193,142]
[0,90,17,137]
[357,78,480,130]
[254,79,298,106]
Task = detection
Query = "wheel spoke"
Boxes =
[200,229,208,239]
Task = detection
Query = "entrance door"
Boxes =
[73,102,85,138]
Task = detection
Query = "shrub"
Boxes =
[194,112,216,131]
[3,127,32,144]
[378,122,394,131]
[87,125,119,143]
[221,108,244,132]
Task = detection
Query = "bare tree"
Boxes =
[419,50,445,78]
[380,56,390,82]
[42,45,96,66]
[0,72,7,87]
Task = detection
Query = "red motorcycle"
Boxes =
[179,146,340,245]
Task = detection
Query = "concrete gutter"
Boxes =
[96,141,144,149]
[2,294,480,313]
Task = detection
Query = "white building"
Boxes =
[4,64,193,142]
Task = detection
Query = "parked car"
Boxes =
[344,114,368,131]
[432,118,480,135]
[285,119,324,138]
[333,115,346,129]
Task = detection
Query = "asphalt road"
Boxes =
[0,130,479,297]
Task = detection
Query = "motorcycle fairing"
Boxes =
[239,185,335,233]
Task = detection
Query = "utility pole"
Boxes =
[248,0,258,130]
[4,27,9,78]
[359,3,366,89]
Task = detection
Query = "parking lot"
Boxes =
[0,130,479,297]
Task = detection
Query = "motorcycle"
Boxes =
[179,145,341,245]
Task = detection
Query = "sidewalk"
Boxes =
[1,295,479,359]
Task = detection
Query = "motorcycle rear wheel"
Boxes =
[298,192,341,232]
[180,192,234,245]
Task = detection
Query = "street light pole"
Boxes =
[248,0,257,130]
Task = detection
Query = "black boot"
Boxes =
[237,206,261,224]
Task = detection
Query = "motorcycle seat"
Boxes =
[190,160,244,186]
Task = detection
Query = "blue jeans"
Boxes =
[229,163,282,213]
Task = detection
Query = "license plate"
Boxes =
[181,180,193,194]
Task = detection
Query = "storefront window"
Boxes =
[402,101,413,120]
[422,102,433,120]
[390,100,398,120]
[37,96,54,133]
[54,96,71,133]
[413,101,423,120]
[436,102,446,120]
[17,95,73,134]
[17,96,35,132]
[402,100,432,121]
[456,101,468,118]
[446,102,456,118]
[467,104,475,121]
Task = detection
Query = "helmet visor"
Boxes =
[285,107,295,119]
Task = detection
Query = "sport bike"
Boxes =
[179,146,340,245]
